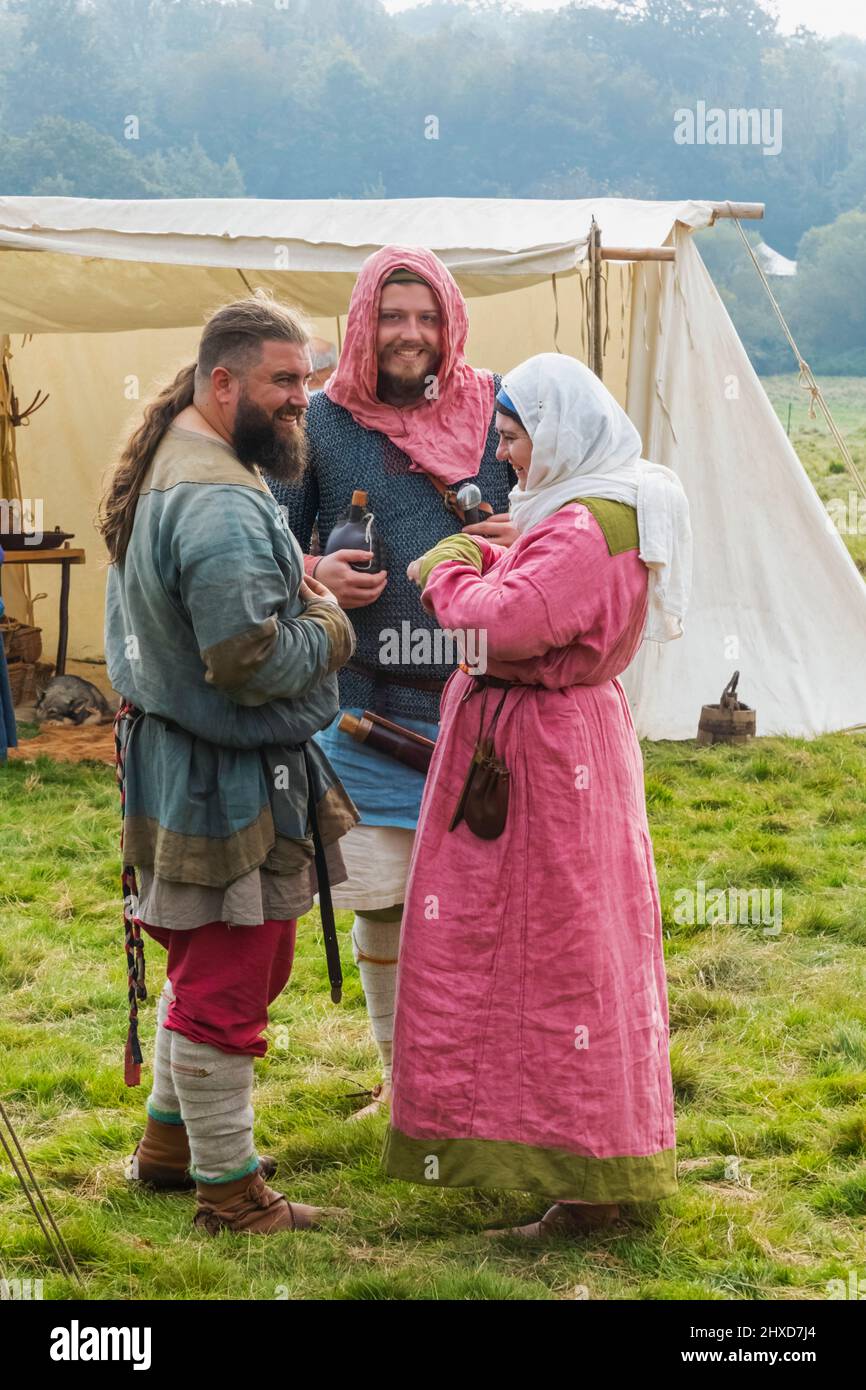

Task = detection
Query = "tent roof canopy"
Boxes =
[0,195,721,270]
[0,195,757,333]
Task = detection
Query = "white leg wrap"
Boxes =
[146,980,181,1120]
[352,914,402,1084]
[169,1035,257,1184]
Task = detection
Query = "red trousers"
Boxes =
[139,918,297,1057]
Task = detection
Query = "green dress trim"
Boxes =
[569,496,640,556]
[383,1126,677,1203]
[418,534,484,590]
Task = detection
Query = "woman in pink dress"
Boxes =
[383,353,692,1238]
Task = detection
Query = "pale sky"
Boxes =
[380,0,866,41]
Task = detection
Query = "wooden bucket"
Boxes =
[697,703,756,745]
[697,671,756,745]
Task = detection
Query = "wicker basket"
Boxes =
[1,618,42,664]
[7,661,38,705]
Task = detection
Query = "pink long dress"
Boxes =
[384,500,677,1203]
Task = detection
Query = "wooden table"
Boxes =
[0,547,86,676]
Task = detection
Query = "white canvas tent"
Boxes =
[1,194,864,739]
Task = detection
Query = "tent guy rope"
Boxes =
[729,211,866,500]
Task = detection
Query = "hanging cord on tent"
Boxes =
[603,262,610,356]
[580,262,611,367]
[642,265,650,352]
[0,1098,83,1285]
[729,211,866,500]
[656,261,664,338]
[551,273,561,352]
[576,270,587,359]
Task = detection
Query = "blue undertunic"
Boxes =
[316,707,440,829]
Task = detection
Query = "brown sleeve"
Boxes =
[301,599,356,676]
[201,616,279,691]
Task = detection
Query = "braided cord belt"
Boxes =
[113,701,147,1086]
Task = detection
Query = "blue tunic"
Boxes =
[105,427,357,886]
[268,385,513,828]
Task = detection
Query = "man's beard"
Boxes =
[377,353,441,407]
[232,391,309,484]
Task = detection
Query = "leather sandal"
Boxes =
[483,1202,621,1240]
[344,1081,391,1123]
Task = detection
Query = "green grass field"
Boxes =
[1,375,865,1301]
[2,737,866,1301]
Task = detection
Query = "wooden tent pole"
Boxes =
[0,336,16,500]
[710,202,764,221]
[602,246,675,262]
[588,218,604,381]
[581,201,761,375]
[0,335,34,624]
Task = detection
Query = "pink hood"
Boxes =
[324,244,495,485]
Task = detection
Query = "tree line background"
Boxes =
[0,0,864,372]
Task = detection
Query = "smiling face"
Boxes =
[376,282,442,407]
[239,338,313,431]
[495,409,533,489]
[223,339,314,482]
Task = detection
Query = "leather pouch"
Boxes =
[448,686,511,840]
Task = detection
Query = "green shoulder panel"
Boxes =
[570,496,639,556]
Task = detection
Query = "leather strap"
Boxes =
[457,664,542,690]
[424,470,494,525]
[300,742,342,1005]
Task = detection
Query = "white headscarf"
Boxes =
[501,353,692,643]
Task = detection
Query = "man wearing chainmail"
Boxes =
[268,246,517,1117]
